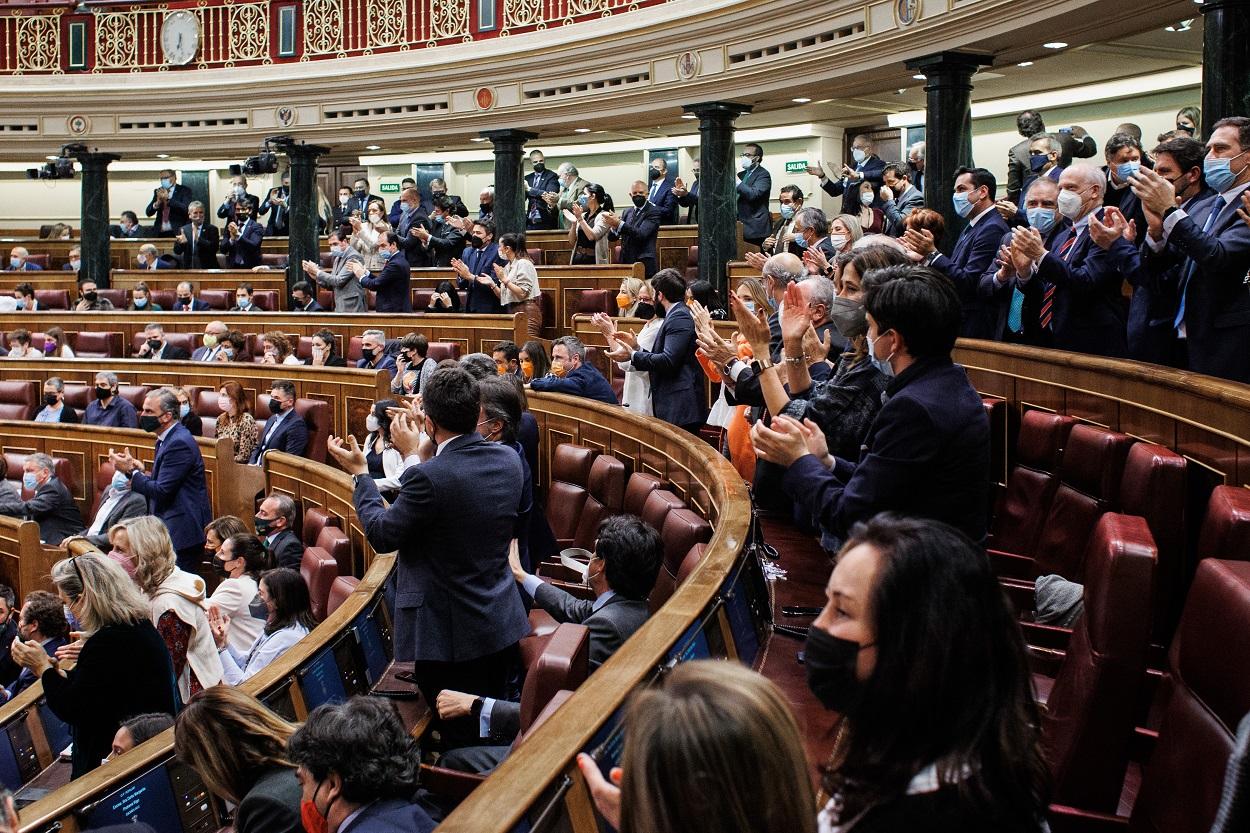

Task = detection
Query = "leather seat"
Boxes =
[989,410,1077,555]
[425,342,462,363]
[302,507,342,548]
[150,289,176,309]
[117,385,152,409]
[649,542,707,613]
[299,546,339,622]
[33,289,69,310]
[255,395,331,464]
[72,331,124,358]
[571,455,626,550]
[1041,513,1156,813]
[326,576,359,617]
[63,384,91,410]
[624,472,664,517]
[129,331,197,357]
[546,444,598,547]
[24,254,49,268]
[1116,442,1187,641]
[316,525,353,577]
[659,508,712,579]
[1197,485,1250,562]
[982,396,1007,508]
[0,381,37,420]
[97,289,128,308]
[199,289,232,310]
[89,461,118,521]
[251,290,279,311]
[317,288,335,310]
[412,290,432,312]
[260,253,288,269]
[640,489,684,537]
[685,245,699,283]
[576,289,616,316]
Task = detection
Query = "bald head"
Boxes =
[762,253,804,299]
[1058,165,1105,220]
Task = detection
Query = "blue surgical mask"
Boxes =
[379,249,393,261]
[779,204,795,220]
[952,191,973,218]
[133,297,147,308]
[578,196,589,208]
[236,298,250,309]
[866,332,895,377]
[1115,161,1141,181]
[742,300,756,314]
[21,473,38,491]
[179,403,190,418]
[852,148,867,164]
[160,178,173,189]
[1203,150,1247,193]
[13,300,23,310]
[1029,154,1049,173]
[111,470,129,491]
[794,235,809,249]
[1026,207,1057,236]
[9,258,21,269]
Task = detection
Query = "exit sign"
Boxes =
[379,183,400,193]
[785,161,808,173]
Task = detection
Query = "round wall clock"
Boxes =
[161,11,201,66]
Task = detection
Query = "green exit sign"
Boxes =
[785,161,808,173]
[379,183,400,193]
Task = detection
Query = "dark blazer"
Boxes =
[422,223,465,268]
[150,343,192,361]
[629,302,705,428]
[5,635,69,700]
[457,242,506,313]
[394,213,432,267]
[533,582,649,669]
[235,766,303,833]
[645,176,678,224]
[1032,211,1128,358]
[220,219,265,268]
[356,355,398,376]
[81,490,148,550]
[782,357,990,544]
[676,178,699,224]
[361,252,413,313]
[736,165,773,242]
[978,223,1067,345]
[294,299,325,312]
[613,202,662,266]
[174,222,221,269]
[930,208,1010,338]
[6,262,41,271]
[881,184,925,236]
[524,169,561,229]
[217,191,261,219]
[129,422,211,551]
[267,528,304,569]
[41,619,176,778]
[258,187,290,235]
[172,296,213,312]
[352,433,530,662]
[340,798,436,833]
[17,478,81,545]
[820,155,887,214]
[529,363,619,405]
[250,408,309,463]
[145,183,193,235]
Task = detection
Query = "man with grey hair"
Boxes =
[908,141,926,193]
[852,234,908,253]
[356,329,397,375]
[111,389,212,570]
[1013,133,1064,210]
[136,242,176,271]
[255,493,304,569]
[477,186,495,223]
[458,353,500,380]
[555,162,589,229]
[83,370,138,428]
[792,207,838,274]
[530,336,618,404]
[135,322,190,360]
[175,200,220,269]
[0,453,81,545]
[760,252,806,361]
[191,321,230,361]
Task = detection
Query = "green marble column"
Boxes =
[683,101,752,302]
[284,142,330,294]
[72,151,120,288]
[482,129,537,239]
[1200,0,1250,134]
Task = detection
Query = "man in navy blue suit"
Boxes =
[2,591,70,702]
[350,232,412,313]
[902,166,1009,339]
[6,248,42,271]
[810,134,887,216]
[110,389,212,571]
[607,269,705,432]
[328,366,530,746]
[737,144,773,247]
[645,158,679,224]
[249,380,309,464]
[529,337,618,405]
[607,180,662,278]
[145,169,193,237]
[673,159,700,224]
[220,202,265,269]
[524,150,561,230]
[452,219,506,313]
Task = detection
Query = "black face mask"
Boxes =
[212,557,232,578]
[177,296,193,306]
[268,398,284,415]
[431,190,445,198]
[634,302,655,320]
[354,189,367,199]
[804,626,873,714]
[649,169,663,180]
[631,194,647,208]
[248,594,269,620]
[480,202,492,214]
[43,393,59,407]
[82,291,98,302]
[532,162,546,173]
[147,338,163,351]
[254,515,274,536]
[138,414,161,433]
[468,236,485,249]
[360,347,376,362]
[95,386,113,401]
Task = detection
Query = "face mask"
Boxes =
[146,338,162,351]
[1176,124,1195,135]
[222,348,234,359]
[249,595,269,620]
[830,234,848,249]
[95,386,112,400]
[860,190,874,203]
[1029,154,1049,173]
[866,331,895,377]
[739,156,752,170]
[339,195,349,206]
[69,260,81,272]
[43,393,59,407]
[234,185,246,198]
[22,473,38,491]
[14,300,23,310]
[236,298,250,309]
[952,191,974,218]
[1056,188,1084,220]
[469,236,486,249]
[779,204,795,220]
[852,148,867,163]
[111,470,129,491]
[254,515,274,536]
[268,398,284,415]
[217,396,232,413]
[634,302,655,320]
[400,203,413,215]
[83,291,98,302]
[496,362,509,376]
[550,360,567,377]
[10,258,22,269]
[212,557,232,578]
[532,162,546,173]
[43,342,56,355]
[616,292,631,310]
[179,403,190,419]
[430,214,444,226]
[577,196,589,209]
[794,235,809,250]
[300,785,331,833]
[741,299,756,314]
[354,188,367,199]
[138,414,161,432]
[804,626,874,714]
[378,249,393,261]
[631,194,647,208]
[361,347,376,362]
[178,296,193,306]
[1026,207,1057,235]
[1115,161,1141,181]
[649,169,663,180]
[1204,149,1248,193]
[366,414,380,433]
[521,359,534,379]
[830,297,867,340]
[480,202,492,214]
[134,297,148,307]
[160,178,173,189]
[368,213,382,223]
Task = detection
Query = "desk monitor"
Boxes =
[721,558,766,667]
[299,633,368,712]
[83,764,182,832]
[666,618,712,665]
[36,703,71,758]
[262,680,298,723]
[0,726,22,792]
[6,716,41,784]
[166,758,222,833]
[353,608,392,687]
[582,706,625,780]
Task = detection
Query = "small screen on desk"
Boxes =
[0,728,21,792]
[84,764,182,832]
[354,611,391,686]
[299,645,348,710]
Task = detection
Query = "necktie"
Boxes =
[1173,201,1223,331]
[1007,288,1025,333]
[1039,233,1079,330]
[649,182,659,200]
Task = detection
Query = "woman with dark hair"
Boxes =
[204,515,249,561]
[306,329,346,367]
[215,381,257,463]
[214,330,249,363]
[211,567,316,685]
[364,398,409,493]
[569,183,613,264]
[208,532,269,654]
[44,326,74,358]
[109,712,174,761]
[392,332,435,395]
[429,279,462,312]
[902,209,946,252]
[518,339,550,381]
[807,514,1048,831]
[495,231,542,337]
[686,279,727,320]
[856,182,886,234]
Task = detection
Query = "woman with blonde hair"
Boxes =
[11,553,176,777]
[350,201,392,272]
[594,277,660,414]
[578,660,816,833]
[616,277,648,318]
[175,686,302,833]
[117,515,222,703]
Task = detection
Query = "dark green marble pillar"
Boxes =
[284,142,330,294]
[1200,0,1250,134]
[72,151,120,288]
[905,52,991,253]
[683,101,752,301]
[481,129,536,239]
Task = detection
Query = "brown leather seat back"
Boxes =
[546,444,597,545]
[518,623,590,734]
[33,289,69,309]
[639,489,683,538]
[425,342,462,363]
[326,576,360,617]
[98,289,128,308]
[1197,486,1250,563]
[315,525,353,577]
[90,461,118,520]
[303,507,341,548]
[576,289,616,316]
[650,542,707,613]
[299,546,339,622]
[989,410,1076,554]
[6,451,77,500]
[63,384,91,411]
[516,690,575,747]
[118,385,152,409]
[72,331,124,358]
[659,508,712,578]
[572,455,626,549]
[624,471,664,517]
[1117,442,1188,640]
[200,289,232,310]
[251,290,279,311]
[294,398,331,464]
[0,381,37,420]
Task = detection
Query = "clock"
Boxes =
[160,11,200,66]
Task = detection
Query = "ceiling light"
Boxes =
[912,73,926,80]
[1043,41,1067,49]
[470,137,488,142]
[792,97,811,103]
[574,128,590,133]
[681,113,697,119]
[365,144,380,150]
[1017,61,1033,67]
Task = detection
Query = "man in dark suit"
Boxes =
[329,366,530,746]
[1007,111,1097,203]
[529,337,618,404]
[908,142,926,194]
[880,162,925,236]
[69,471,148,551]
[752,264,990,544]
[111,211,144,239]
[135,323,191,360]
[6,248,42,271]
[1,454,80,545]
[793,207,839,277]
[452,220,506,313]
[173,281,212,312]
[173,202,221,269]
[356,329,398,376]
[645,158,679,224]
[811,134,886,215]
[110,390,212,570]
[351,232,411,313]
[346,177,381,219]
[412,198,466,268]
[258,172,291,236]
[980,177,1065,345]
[250,380,309,464]
[2,591,70,701]
[220,202,265,269]
[255,494,304,569]
[392,187,432,268]
[388,177,419,225]
[145,169,193,237]
[761,186,804,256]
[1135,117,1250,382]
[901,166,1010,339]
[135,243,179,271]
[332,185,355,227]
[524,150,561,230]
[608,180,662,278]
[609,269,705,432]
[673,159,700,224]
[217,174,260,220]
[737,143,772,247]
[290,281,324,312]
[1102,133,1148,235]
[191,322,231,361]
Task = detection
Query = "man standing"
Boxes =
[351,233,412,313]
[524,150,560,230]
[1014,133,1064,210]
[555,163,589,229]
[258,172,291,236]
[1,454,81,545]
[673,159,700,224]
[607,180,662,278]
[110,390,212,571]
[220,202,265,269]
[304,231,367,313]
[327,366,530,745]
[810,134,886,215]
[146,169,192,238]
[880,163,925,236]
[452,220,506,313]
[908,142,926,194]
[762,186,804,256]
[737,143,773,248]
[217,174,260,220]
[645,158,679,224]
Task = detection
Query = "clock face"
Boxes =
[161,11,200,66]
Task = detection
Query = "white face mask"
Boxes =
[217,396,232,412]
[1056,188,1084,220]
[831,234,848,249]
[366,414,380,433]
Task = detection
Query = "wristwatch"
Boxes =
[784,353,808,366]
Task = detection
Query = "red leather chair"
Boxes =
[255,394,331,464]
[33,289,69,309]
[62,383,91,411]
[1041,513,1156,813]
[150,289,176,309]
[546,444,598,547]
[5,451,77,500]
[649,542,707,613]
[659,508,712,577]
[346,336,363,362]
[97,289,128,308]
[685,245,699,283]
[302,507,342,548]
[117,385,152,410]
[71,331,124,358]
[1196,485,1250,562]
[526,248,542,263]
[983,396,1007,500]
[326,576,360,617]
[0,381,37,420]
[412,290,432,312]
[640,489,684,537]
[260,253,288,269]
[251,290,279,311]
[89,461,118,521]
[571,455,627,550]
[624,471,664,517]
[425,342,462,363]
[199,289,232,310]
[299,546,339,622]
[24,254,49,268]
[316,525,353,577]
[988,410,1077,555]
[576,289,616,317]
[317,288,335,310]
[1116,442,1187,641]
[295,336,314,362]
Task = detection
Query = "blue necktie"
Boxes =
[1007,288,1025,333]
[1173,202,1223,331]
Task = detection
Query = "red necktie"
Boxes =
[1039,233,1079,330]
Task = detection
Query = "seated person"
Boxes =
[391,333,435,394]
[170,385,203,436]
[0,461,19,517]
[254,494,304,569]
[44,326,74,358]
[429,279,461,312]
[287,698,435,833]
[35,377,80,423]
[260,332,302,366]
[492,340,523,380]
[207,532,267,654]
[529,336,618,405]
[84,371,139,428]
[128,281,163,310]
[135,323,191,360]
[211,567,316,684]
[111,210,143,238]
[231,282,261,312]
[1,591,70,702]
[173,281,211,311]
[62,467,147,552]
[290,282,323,312]
[12,282,37,311]
[135,244,177,271]
[64,246,82,272]
[307,329,347,368]
[363,400,410,494]
[107,712,174,762]
[74,278,114,311]
[7,247,42,271]
[436,515,662,772]
[356,329,397,375]
[1,453,81,545]
[191,321,230,361]
[249,380,308,464]
[4,329,41,359]
[203,514,250,563]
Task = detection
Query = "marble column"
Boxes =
[72,151,120,288]
[481,129,536,239]
[682,101,752,301]
[905,52,991,253]
[284,142,330,294]
[1200,0,1250,134]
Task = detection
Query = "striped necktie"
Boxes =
[1039,232,1079,330]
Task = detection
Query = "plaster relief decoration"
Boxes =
[369,0,406,47]
[17,14,60,72]
[275,105,297,127]
[305,0,343,55]
[95,12,137,68]
[229,3,269,61]
[895,0,921,26]
[504,0,544,29]
[431,0,469,40]
[475,87,495,110]
[67,114,91,136]
[676,50,699,80]
[566,0,611,16]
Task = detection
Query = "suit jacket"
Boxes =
[394,212,432,267]
[340,799,436,833]
[16,478,81,545]
[267,528,304,569]
[361,252,412,313]
[645,176,679,224]
[457,242,506,313]
[524,169,561,229]
[315,246,368,313]
[676,178,700,224]
[173,222,221,269]
[294,299,325,312]
[145,183,193,235]
[129,423,211,551]
[421,222,465,267]
[613,202,662,264]
[236,767,303,833]
[736,165,773,242]
[151,344,191,360]
[353,433,530,662]
[629,302,705,427]
[529,363,619,405]
[533,582,649,669]
[6,635,69,700]
[258,186,290,235]
[220,219,265,268]
[930,208,1010,338]
[1007,132,1097,202]
[172,296,213,312]
[250,408,310,463]
[881,185,925,236]
[978,222,1067,345]
[7,262,41,271]
[82,490,148,550]
[820,155,887,215]
[218,191,261,220]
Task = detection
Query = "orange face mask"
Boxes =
[496,362,509,375]
[616,292,631,310]
[550,360,567,377]
[521,359,534,379]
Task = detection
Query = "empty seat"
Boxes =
[117,385,152,409]
[624,471,664,517]
[659,508,712,576]
[72,331,124,358]
[685,245,699,283]
[199,289,232,310]
[299,546,339,622]
[315,525,353,577]
[326,576,360,617]
[1197,485,1250,563]
[0,381,37,420]
[302,507,342,548]
[425,342,462,363]
[251,290,279,311]
[571,455,627,549]
[989,410,1077,555]
[1116,442,1187,641]
[640,489,684,536]
[295,398,331,464]
[1042,513,1156,813]
[150,289,176,309]
[97,288,128,308]
[33,289,69,309]
[546,444,598,547]
[575,289,616,316]
[650,542,707,613]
